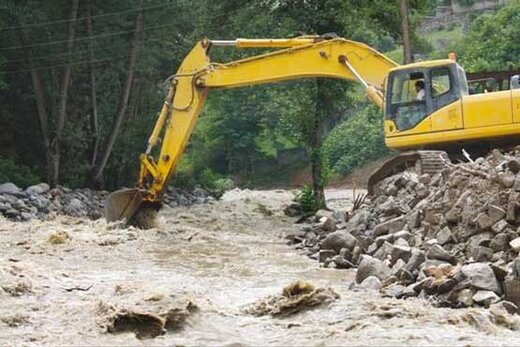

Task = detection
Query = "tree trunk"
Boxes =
[91,0,144,187]
[28,65,53,183]
[399,0,412,64]
[311,79,327,211]
[47,0,79,186]
[85,0,100,167]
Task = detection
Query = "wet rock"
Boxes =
[360,276,382,290]
[491,301,518,315]
[356,255,391,284]
[380,283,406,298]
[472,290,500,307]
[460,263,501,294]
[456,288,475,307]
[328,255,354,269]
[0,182,20,195]
[318,250,336,263]
[426,244,457,265]
[321,231,356,253]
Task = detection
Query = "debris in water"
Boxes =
[246,280,339,317]
[96,299,197,339]
[48,231,70,245]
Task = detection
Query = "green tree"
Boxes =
[458,2,520,72]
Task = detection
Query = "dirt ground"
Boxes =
[1,188,520,346]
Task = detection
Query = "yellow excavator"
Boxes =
[105,35,520,227]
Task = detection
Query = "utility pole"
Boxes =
[399,0,412,64]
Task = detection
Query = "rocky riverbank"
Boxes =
[288,148,520,311]
[0,182,212,222]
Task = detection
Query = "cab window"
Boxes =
[430,67,457,112]
[431,68,452,97]
[388,72,427,131]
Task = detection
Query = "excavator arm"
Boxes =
[105,36,397,227]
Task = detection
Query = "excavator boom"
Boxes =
[105,36,398,226]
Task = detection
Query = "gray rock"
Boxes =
[508,159,520,174]
[328,255,354,269]
[472,290,500,307]
[426,244,457,265]
[0,182,20,195]
[381,283,406,298]
[63,198,86,216]
[356,255,391,283]
[474,213,493,231]
[510,237,520,252]
[0,202,11,212]
[20,212,33,221]
[460,263,501,294]
[488,205,506,223]
[360,275,382,290]
[498,173,515,188]
[456,288,475,307]
[319,249,336,263]
[492,220,509,234]
[471,246,493,262]
[321,231,357,253]
[491,233,511,251]
[25,183,50,195]
[5,209,19,218]
[375,234,394,247]
[373,216,406,237]
[405,248,426,272]
[490,301,518,315]
[390,244,412,264]
[436,226,454,245]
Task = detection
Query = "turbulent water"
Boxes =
[1,188,520,346]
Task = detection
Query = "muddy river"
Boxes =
[1,189,519,345]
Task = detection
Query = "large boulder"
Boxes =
[0,182,20,195]
[460,262,501,294]
[321,231,357,253]
[25,183,50,195]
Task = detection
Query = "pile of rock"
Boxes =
[0,182,212,222]
[288,148,520,310]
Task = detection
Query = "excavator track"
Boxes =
[367,150,449,195]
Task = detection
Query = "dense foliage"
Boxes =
[2,0,510,200]
[458,2,520,72]
[323,104,389,176]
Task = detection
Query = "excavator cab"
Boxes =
[385,61,469,134]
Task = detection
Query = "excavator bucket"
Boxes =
[105,188,144,224]
[105,188,161,229]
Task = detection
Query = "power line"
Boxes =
[6,37,168,65]
[1,4,248,54]
[0,22,181,52]
[4,54,130,75]
[0,1,188,32]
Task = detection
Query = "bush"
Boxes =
[322,105,389,176]
[0,158,41,188]
[296,185,317,214]
[199,168,234,199]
